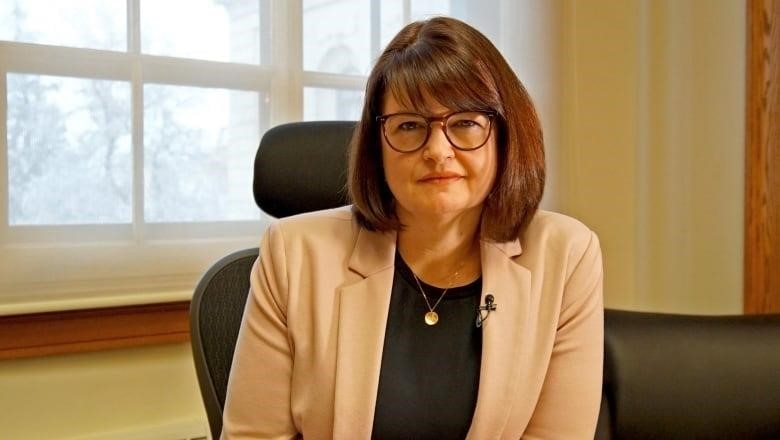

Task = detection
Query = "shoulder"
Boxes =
[258,206,359,281]
[259,206,363,269]
[524,210,596,246]
[265,205,357,243]
[274,204,355,226]
[520,210,601,276]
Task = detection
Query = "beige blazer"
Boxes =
[222,207,603,439]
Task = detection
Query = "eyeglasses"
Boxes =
[376,110,496,153]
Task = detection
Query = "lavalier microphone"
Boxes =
[476,294,497,328]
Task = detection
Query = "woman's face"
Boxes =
[380,92,498,225]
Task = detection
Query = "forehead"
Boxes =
[381,90,450,115]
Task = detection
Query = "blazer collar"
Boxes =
[346,228,524,274]
[333,227,397,438]
[348,226,397,277]
[467,238,532,439]
[333,227,531,439]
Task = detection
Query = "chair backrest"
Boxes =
[190,121,356,440]
[596,309,780,440]
[253,121,355,218]
[190,248,258,438]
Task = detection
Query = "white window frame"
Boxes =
[0,0,423,314]
[1,0,545,315]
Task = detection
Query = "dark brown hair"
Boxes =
[348,16,545,242]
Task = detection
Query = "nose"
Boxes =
[422,121,455,162]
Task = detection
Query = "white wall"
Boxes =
[500,0,564,209]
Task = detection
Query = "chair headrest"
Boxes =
[253,121,357,218]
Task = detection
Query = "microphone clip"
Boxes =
[476,294,497,328]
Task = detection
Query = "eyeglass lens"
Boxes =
[383,112,491,152]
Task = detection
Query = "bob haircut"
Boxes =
[348,16,545,242]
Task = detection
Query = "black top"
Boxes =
[371,252,483,440]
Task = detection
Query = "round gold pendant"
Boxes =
[424,311,439,325]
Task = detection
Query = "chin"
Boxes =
[398,195,482,219]
[419,202,474,217]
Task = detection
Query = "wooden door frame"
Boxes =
[745,0,780,313]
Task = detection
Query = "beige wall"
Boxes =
[0,344,208,439]
[559,0,745,313]
[0,1,747,438]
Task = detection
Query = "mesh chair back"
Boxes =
[190,248,258,439]
[191,121,356,439]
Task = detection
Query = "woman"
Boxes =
[222,16,603,439]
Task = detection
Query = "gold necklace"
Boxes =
[412,260,467,326]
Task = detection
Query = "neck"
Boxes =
[396,213,482,287]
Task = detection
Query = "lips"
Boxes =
[419,172,463,183]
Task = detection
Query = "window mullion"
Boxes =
[371,0,381,59]
[129,0,144,242]
[0,62,8,240]
[270,0,303,124]
[128,0,140,54]
[131,62,144,243]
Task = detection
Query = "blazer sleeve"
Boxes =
[523,231,604,439]
[221,223,299,440]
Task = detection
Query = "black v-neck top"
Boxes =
[371,252,483,440]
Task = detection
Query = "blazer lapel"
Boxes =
[330,228,532,439]
[467,239,532,439]
[332,227,397,439]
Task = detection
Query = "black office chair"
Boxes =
[192,121,780,440]
[190,121,356,440]
[595,309,780,440]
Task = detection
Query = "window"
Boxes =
[0,0,503,312]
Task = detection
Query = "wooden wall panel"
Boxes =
[745,0,780,313]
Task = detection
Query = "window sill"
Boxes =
[0,301,190,359]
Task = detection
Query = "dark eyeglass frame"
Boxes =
[376,110,496,153]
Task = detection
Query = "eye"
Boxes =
[398,120,425,131]
[386,115,426,133]
[449,112,490,130]
[452,119,478,128]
